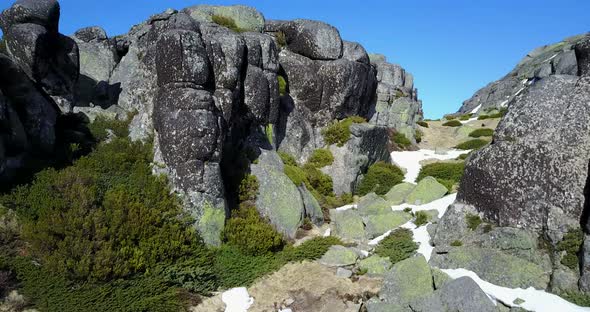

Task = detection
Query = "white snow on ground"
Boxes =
[323,228,331,237]
[514,87,526,96]
[391,193,457,218]
[460,117,478,124]
[222,288,254,312]
[390,149,468,183]
[499,99,510,107]
[335,204,356,211]
[543,53,559,63]
[442,269,590,312]
[469,104,482,114]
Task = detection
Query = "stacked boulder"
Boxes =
[0,0,84,188]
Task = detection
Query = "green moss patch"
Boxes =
[557,228,583,271]
[307,149,334,168]
[442,120,462,127]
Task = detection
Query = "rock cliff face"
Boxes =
[458,33,589,115]
[0,0,91,190]
[451,33,590,293]
[1,1,423,244]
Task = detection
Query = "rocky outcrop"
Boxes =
[0,0,89,189]
[458,33,589,114]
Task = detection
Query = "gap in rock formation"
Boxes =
[580,159,590,234]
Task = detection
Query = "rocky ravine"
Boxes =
[0,1,423,244]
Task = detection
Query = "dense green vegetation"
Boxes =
[307,149,334,168]
[238,174,259,202]
[357,162,404,196]
[278,151,298,166]
[391,132,412,149]
[414,211,429,227]
[560,291,590,307]
[278,75,287,95]
[417,162,465,192]
[322,116,366,146]
[415,129,423,144]
[459,114,473,121]
[211,14,244,32]
[557,228,583,271]
[468,128,494,138]
[477,107,508,120]
[374,228,418,264]
[455,139,488,150]
[88,115,132,142]
[442,120,462,127]
[275,31,287,47]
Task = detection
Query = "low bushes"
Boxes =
[374,228,418,264]
[88,115,131,142]
[278,75,287,95]
[307,149,334,168]
[322,116,366,147]
[357,162,404,196]
[468,128,494,138]
[415,129,423,144]
[466,213,482,231]
[557,228,583,271]
[417,162,465,192]
[238,174,259,202]
[414,211,429,227]
[278,151,298,166]
[275,31,287,47]
[455,139,488,150]
[416,121,429,128]
[211,14,243,32]
[223,202,284,256]
[392,132,412,149]
[442,120,462,127]
[459,114,473,121]
[281,236,343,262]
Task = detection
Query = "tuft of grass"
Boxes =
[414,211,429,227]
[238,174,259,202]
[557,228,583,271]
[88,115,132,142]
[468,128,494,138]
[374,228,418,265]
[211,14,243,32]
[416,121,429,128]
[392,132,412,148]
[307,149,334,168]
[278,151,298,166]
[417,162,465,192]
[457,153,470,160]
[450,240,463,247]
[278,75,287,96]
[455,139,488,150]
[275,31,287,47]
[459,114,473,121]
[559,291,590,307]
[322,116,366,147]
[466,213,482,231]
[442,120,462,127]
[357,162,404,196]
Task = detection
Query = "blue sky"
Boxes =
[1,0,589,118]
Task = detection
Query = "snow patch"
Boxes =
[222,288,254,312]
[335,204,356,211]
[391,150,468,183]
[391,193,457,219]
[469,104,482,114]
[460,117,478,124]
[323,228,331,237]
[441,269,590,312]
[514,87,526,96]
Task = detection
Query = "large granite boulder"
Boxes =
[409,277,496,312]
[270,19,343,60]
[0,0,60,32]
[458,75,590,243]
[378,255,434,306]
[184,5,265,32]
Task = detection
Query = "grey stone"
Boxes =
[364,212,412,238]
[431,268,451,290]
[384,182,415,205]
[184,5,265,32]
[379,255,434,305]
[319,245,358,267]
[156,29,210,87]
[330,209,367,243]
[277,19,343,60]
[405,177,448,205]
[336,267,353,278]
[358,255,392,276]
[342,41,369,64]
[357,192,390,216]
[553,50,578,75]
[410,277,496,312]
[429,247,551,289]
[0,0,60,32]
[251,150,305,239]
[299,184,324,225]
[551,267,579,294]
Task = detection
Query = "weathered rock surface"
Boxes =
[319,245,359,267]
[184,5,265,32]
[385,182,416,205]
[405,176,448,205]
[378,255,434,305]
[409,277,497,312]
[330,209,367,243]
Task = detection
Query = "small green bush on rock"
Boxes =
[414,211,429,227]
[322,116,366,147]
[468,128,494,138]
[239,174,259,202]
[357,162,404,196]
[442,120,462,127]
[451,240,463,247]
[275,31,287,47]
[455,139,488,150]
[211,14,243,32]
[307,149,334,168]
[88,115,131,142]
[278,151,298,166]
[374,228,418,265]
[417,162,465,192]
[278,75,287,96]
[284,164,308,187]
[223,203,284,256]
[281,236,343,262]
[302,165,334,197]
[466,213,482,231]
[560,291,590,307]
[557,228,583,271]
[417,121,429,128]
[459,114,473,121]
[392,132,412,148]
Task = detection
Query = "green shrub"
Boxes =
[450,240,463,247]
[4,257,191,312]
[278,75,287,95]
[442,120,462,127]
[392,132,412,148]
[357,162,404,196]
[477,114,491,120]
[557,228,583,271]
[2,138,205,282]
[284,164,308,187]
[457,153,470,160]
[278,151,298,166]
[281,236,342,262]
[213,245,282,288]
[223,202,284,256]
[455,139,488,150]
[459,114,473,121]
[478,108,507,120]
[302,165,334,197]
[322,116,366,147]
[468,128,494,138]
[417,121,429,128]
[307,149,334,168]
[417,162,465,192]
[321,193,354,210]
[483,223,493,233]
[162,258,218,295]
[559,291,590,307]
[374,228,418,264]
[211,14,242,32]
[415,129,423,143]
[238,174,259,202]
[275,31,287,47]
[414,211,429,227]
[88,115,131,142]
[466,213,482,231]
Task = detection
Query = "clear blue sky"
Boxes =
[1,0,589,118]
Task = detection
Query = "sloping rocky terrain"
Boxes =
[1,0,590,312]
